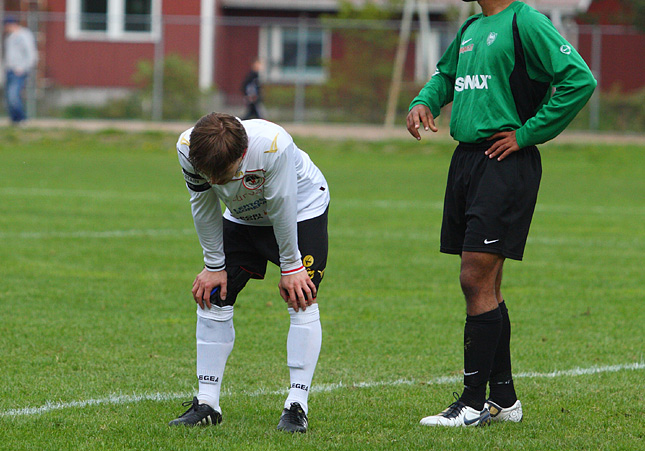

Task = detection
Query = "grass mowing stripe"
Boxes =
[2,227,642,251]
[2,362,642,419]
[3,186,645,216]
[0,228,195,239]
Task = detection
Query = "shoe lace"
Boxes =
[283,403,306,425]
[442,392,466,419]
[179,397,199,417]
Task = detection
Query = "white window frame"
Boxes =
[259,24,330,84]
[66,0,161,42]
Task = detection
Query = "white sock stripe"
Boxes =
[1,362,642,418]
[196,305,234,322]
[288,304,320,325]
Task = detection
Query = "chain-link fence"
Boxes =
[5,10,645,132]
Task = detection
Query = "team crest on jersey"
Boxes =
[487,32,498,46]
[243,174,265,190]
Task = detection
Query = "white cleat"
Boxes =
[420,394,491,427]
[485,399,523,422]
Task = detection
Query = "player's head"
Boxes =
[189,112,248,185]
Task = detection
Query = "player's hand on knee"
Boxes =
[406,105,438,140]
[279,271,317,312]
[192,268,228,310]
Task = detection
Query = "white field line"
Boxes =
[1,362,642,419]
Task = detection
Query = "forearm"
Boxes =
[190,189,225,270]
[516,75,596,148]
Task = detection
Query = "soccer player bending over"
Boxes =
[407,0,596,427]
[170,113,330,433]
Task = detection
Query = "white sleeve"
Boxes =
[178,148,226,271]
[263,143,304,275]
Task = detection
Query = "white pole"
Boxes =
[200,0,215,91]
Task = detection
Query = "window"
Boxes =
[67,0,159,41]
[125,0,153,32]
[80,0,107,31]
[260,25,329,83]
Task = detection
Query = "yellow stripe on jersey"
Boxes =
[264,133,279,153]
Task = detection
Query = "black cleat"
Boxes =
[277,402,308,433]
[168,397,222,426]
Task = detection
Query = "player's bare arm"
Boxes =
[192,268,228,309]
[279,271,317,312]
[406,104,438,140]
[486,130,520,161]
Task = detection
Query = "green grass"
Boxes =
[0,127,643,450]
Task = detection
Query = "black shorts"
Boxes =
[440,142,541,261]
[211,207,329,307]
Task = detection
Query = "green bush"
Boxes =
[570,85,645,132]
[133,53,201,120]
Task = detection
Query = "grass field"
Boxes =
[0,126,643,450]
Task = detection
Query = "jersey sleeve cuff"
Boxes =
[281,265,305,276]
[205,263,226,272]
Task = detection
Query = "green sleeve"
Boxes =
[408,23,467,117]
[515,11,597,148]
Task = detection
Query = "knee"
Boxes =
[459,269,482,301]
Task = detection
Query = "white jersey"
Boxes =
[177,118,330,275]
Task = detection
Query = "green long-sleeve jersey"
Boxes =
[409,1,597,148]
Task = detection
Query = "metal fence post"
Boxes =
[589,25,602,131]
[294,14,308,123]
[26,6,38,119]
[151,13,164,121]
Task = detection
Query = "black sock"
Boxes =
[488,301,517,408]
[459,307,502,411]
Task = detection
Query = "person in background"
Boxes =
[3,15,37,125]
[241,59,266,120]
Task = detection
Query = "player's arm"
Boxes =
[177,140,227,309]
[407,23,463,139]
[513,11,597,148]
[263,140,316,312]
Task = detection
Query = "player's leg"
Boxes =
[284,210,327,413]
[458,251,504,409]
[170,221,261,426]
[252,209,327,432]
[485,243,523,422]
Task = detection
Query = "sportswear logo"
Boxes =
[461,38,472,46]
[464,415,482,426]
[560,44,572,55]
[460,44,474,54]
[464,370,479,376]
[454,75,491,92]
[487,32,498,46]
[265,133,279,153]
[484,239,500,245]
[198,375,219,382]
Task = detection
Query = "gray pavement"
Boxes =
[3,117,644,145]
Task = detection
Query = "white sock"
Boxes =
[195,306,235,413]
[284,304,322,414]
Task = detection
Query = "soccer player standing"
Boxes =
[170,113,329,433]
[407,0,596,426]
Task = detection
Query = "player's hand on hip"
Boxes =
[279,271,317,312]
[406,105,438,140]
[486,130,520,161]
[192,268,228,310]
